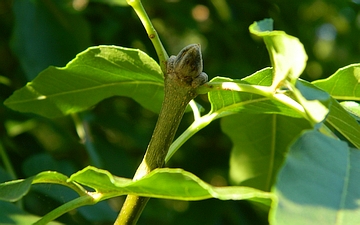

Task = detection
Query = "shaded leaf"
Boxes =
[4,46,164,117]
[293,80,330,126]
[12,0,91,80]
[249,18,307,87]
[0,178,33,202]
[0,201,63,225]
[221,113,310,191]
[271,130,360,225]
[0,171,85,202]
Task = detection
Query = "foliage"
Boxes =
[1,0,360,224]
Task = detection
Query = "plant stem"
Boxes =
[71,113,102,167]
[115,72,197,225]
[115,44,207,225]
[0,140,16,180]
[165,113,216,163]
[34,195,96,225]
[127,0,169,72]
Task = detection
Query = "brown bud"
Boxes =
[169,44,203,79]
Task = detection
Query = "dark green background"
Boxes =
[0,0,359,224]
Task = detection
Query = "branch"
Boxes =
[114,44,208,225]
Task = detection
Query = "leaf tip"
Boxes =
[250,18,274,34]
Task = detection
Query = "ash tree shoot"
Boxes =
[1,1,360,225]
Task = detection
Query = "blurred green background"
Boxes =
[0,0,359,224]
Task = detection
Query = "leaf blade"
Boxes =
[271,130,360,225]
[69,166,272,204]
[4,46,164,117]
[313,63,360,100]
[0,171,84,202]
[249,18,308,87]
[222,113,311,191]
[208,68,303,119]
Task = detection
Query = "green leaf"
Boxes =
[0,201,63,225]
[4,46,164,118]
[69,166,272,204]
[340,101,360,120]
[271,130,360,225]
[208,68,302,119]
[0,166,272,206]
[310,63,360,148]
[12,0,91,80]
[0,178,33,202]
[293,80,330,126]
[0,171,85,202]
[312,63,360,100]
[327,99,360,149]
[249,18,307,87]
[221,113,311,191]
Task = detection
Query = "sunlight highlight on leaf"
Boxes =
[207,68,303,119]
[313,63,360,100]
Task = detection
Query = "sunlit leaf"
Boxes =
[312,63,360,100]
[0,166,273,206]
[208,68,302,119]
[221,113,310,191]
[271,130,360,225]
[340,101,360,120]
[327,100,360,149]
[4,46,164,118]
[69,166,272,204]
[310,64,360,147]
[249,18,307,88]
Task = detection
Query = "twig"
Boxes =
[114,44,208,225]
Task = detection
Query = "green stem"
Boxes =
[198,81,311,122]
[115,44,206,224]
[189,100,201,121]
[127,0,168,72]
[166,80,328,162]
[115,75,196,225]
[34,195,96,225]
[166,113,216,163]
[71,113,102,167]
[0,140,16,180]
[0,139,23,208]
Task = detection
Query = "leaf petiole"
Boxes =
[166,113,217,163]
[34,195,97,225]
[167,79,326,162]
